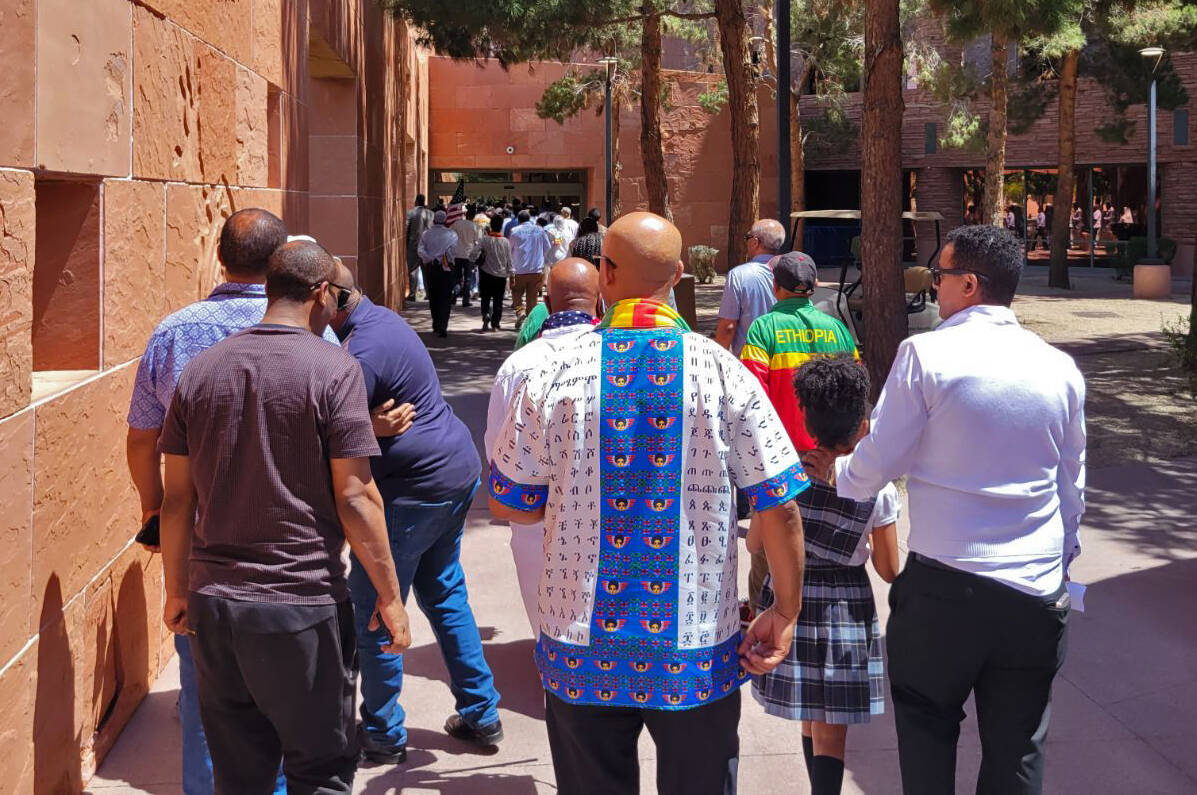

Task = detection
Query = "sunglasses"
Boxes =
[930,265,990,286]
[311,280,353,311]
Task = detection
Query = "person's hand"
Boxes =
[738,605,797,675]
[371,400,416,438]
[369,595,412,654]
[163,596,191,635]
[138,509,161,552]
[800,447,839,484]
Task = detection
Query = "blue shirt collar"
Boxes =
[750,254,773,265]
[208,281,266,298]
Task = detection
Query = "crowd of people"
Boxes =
[967,198,1141,254]
[405,194,605,337]
[125,202,1086,795]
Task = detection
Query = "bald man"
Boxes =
[487,212,808,795]
[513,257,601,349]
[715,218,787,355]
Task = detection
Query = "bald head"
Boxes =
[219,208,288,278]
[265,240,336,303]
[748,218,786,255]
[547,257,600,314]
[601,212,684,302]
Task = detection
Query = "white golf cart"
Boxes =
[789,209,944,347]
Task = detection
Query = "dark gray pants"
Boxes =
[887,556,1069,795]
[187,594,359,795]
[545,689,740,795]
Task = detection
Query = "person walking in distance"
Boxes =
[714,218,786,356]
[805,225,1086,795]
[158,240,411,793]
[477,214,513,332]
[507,209,553,328]
[405,194,434,301]
[450,202,484,307]
[418,210,460,338]
[327,259,503,764]
[488,212,809,795]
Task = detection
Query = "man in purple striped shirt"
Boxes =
[159,241,410,793]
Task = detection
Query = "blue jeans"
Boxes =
[178,631,287,794]
[349,481,500,750]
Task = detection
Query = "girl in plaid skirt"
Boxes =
[747,356,900,794]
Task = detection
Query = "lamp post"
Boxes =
[1140,46,1164,261]
[598,56,619,226]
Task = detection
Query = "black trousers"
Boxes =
[188,594,359,795]
[453,257,476,305]
[478,271,507,327]
[421,262,455,334]
[545,689,740,795]
[887,556,1069,795]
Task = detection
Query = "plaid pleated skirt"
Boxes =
[752,563,885,724]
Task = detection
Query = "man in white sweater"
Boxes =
[805,224,1085,795]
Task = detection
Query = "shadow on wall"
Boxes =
[35,574,79,794]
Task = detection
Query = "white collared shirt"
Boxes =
[834,304,1086,596]
[417,224,458,265]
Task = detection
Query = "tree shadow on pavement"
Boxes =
[357,744,545,795]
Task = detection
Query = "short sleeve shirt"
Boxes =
[127,282,339,430]
[159,325,380,605]
[717,255,777,355]
[488,301,809,710]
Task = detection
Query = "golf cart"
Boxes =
[788,209,944,347]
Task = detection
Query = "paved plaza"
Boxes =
[90,270,1197,794]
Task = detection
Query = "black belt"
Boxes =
[909,552,969,574]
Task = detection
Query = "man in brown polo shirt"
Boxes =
[158,240,411,794]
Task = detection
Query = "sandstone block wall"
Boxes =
[0,1,427,789]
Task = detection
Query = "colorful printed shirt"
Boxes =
[739,297,858,452]
[489,299,809,711]
[127,282,338,429]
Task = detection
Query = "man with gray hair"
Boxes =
[715,218,787,355]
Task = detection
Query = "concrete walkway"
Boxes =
[90,278,1197,794]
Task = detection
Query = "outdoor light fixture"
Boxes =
[598,56,619,225]
[1140,46,1165,261]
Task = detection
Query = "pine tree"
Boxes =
[927,0,1086,226]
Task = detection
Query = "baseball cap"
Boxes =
[772,251,818,293]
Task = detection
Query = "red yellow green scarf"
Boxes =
[598,299,691,331]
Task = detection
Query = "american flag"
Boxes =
[444,178,467,225]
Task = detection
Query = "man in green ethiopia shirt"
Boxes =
[740,250,857,605]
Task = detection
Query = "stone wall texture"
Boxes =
[0,0,428,788]
[428,51,1197,269]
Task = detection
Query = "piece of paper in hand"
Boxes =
[1067,582,1086,612]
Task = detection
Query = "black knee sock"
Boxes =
[802,735,814,780]
[810,755,844,795]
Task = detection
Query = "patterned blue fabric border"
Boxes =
[742,461,812,512]
[488,461,548,511]
[536,632,748,710]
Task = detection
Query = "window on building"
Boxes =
[1175,108,1189,146]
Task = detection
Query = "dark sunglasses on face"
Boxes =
[311,280,353,311]
[930,265,990,286]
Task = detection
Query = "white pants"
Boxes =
[509,522,542,633]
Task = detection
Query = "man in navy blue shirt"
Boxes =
[329,261,502,765]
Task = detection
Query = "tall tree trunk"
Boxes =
[716,0,760,268]
[984,32,1010,227]
[1049,49,1078,290]
[861,0,906,402]
[613,97,623,217]
[640,9,672,220]
[396,22,412,310]
[791,62,813,249]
